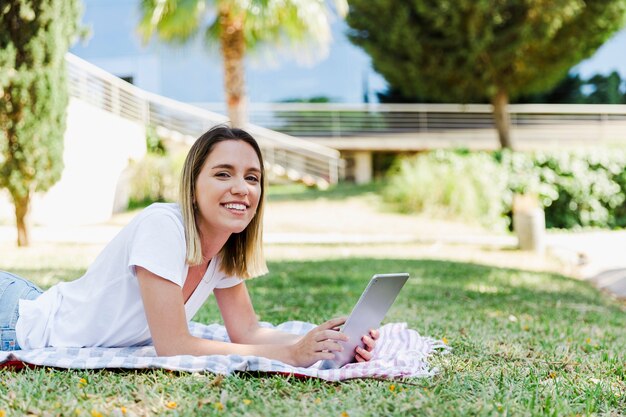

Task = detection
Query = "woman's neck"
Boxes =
[197,229,231,261]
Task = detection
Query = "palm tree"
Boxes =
[139,0,347,127]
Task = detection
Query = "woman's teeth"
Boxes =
[224,203,246,211]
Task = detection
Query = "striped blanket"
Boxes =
[0,321,449,381]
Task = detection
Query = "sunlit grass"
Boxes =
[1,257,624,416]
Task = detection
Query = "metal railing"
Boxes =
[65,53,343,185]
[197,102,626,141]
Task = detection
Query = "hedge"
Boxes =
[383,149,626,231]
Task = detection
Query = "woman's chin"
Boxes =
[229,221,253,234]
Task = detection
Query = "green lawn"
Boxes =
[1,258,625,416]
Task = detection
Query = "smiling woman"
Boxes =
[0,125,378,368]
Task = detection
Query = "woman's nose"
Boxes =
[231,177,249,195]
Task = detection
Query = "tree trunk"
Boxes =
[491,89,513,150]
[219,7,247,128]
[12,191,30,247]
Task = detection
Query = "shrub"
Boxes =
[385,149,626,231]
[127,151,187,208]
[500,149,626,229]
[383,151,510,230]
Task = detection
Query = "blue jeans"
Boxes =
[0,271,43,351]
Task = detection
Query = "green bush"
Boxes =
[127,151,187,208]
[145,125,167,155]
[383,150,510,230]
[384,149,626,231]
[500,149,626,229]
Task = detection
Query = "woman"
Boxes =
[0,126,378,367]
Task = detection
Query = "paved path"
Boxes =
[545,231,626,299]
[2,225,625,299]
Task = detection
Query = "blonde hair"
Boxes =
[179,125,268,279]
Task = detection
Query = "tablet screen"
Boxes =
[319,272,409,369]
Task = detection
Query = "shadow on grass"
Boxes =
[196,258,626,331]
[10,268,86,290]
[266,182,384,202]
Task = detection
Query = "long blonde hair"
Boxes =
[179,125,268,279]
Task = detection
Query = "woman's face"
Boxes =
[194,139,262,238]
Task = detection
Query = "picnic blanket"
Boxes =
[0,321,449,381]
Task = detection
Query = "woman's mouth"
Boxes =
[222,203,247,212]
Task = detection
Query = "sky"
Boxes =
[70,0,626,104]
[575,29,626,80]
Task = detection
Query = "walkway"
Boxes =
[1,222,625,300]
[546,231,626,299]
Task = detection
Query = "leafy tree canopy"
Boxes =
[139,0,346,60]
[0,0,81,245]
[139,0,347,127]
[379,71,626,104]
[347,0,626,103]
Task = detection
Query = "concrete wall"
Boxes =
[0,98,146,226]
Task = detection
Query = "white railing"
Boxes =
[65,53,343,185]
[197,102,626,141]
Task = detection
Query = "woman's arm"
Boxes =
[136,267,347,367]
[214,282,307,345]
[215,283,379,363]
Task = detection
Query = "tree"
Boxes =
[516,71,626,104]
[514,73,586,104]
[586,72,625,104]
[346,1,626,149]
[0,0,81,246]
[139,0,347,128]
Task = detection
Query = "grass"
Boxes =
[266,182,384,202]
[1,258,625,416]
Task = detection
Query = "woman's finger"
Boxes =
[362,335,375,351]
[318,340,343,353]
[319,316,346,330]
[370,328,380,340]
[318,351,336,361]
[355,346,372,361]
[315,329,348,343]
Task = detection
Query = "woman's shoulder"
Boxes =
[137,203,182,223]
[124,203,184,236]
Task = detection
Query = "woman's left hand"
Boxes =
[354,328,380,362]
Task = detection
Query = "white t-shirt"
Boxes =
[16,203,242,350]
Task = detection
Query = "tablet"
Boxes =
[319,272,410,369]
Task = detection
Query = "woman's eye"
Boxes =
[246,175,259,182]
[216,172,230,178]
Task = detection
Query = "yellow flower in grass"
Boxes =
[165,401,177,409]
[442,337,449,345]
[389,384,396,392]
[314,398,321,404]
[340,412,349,417]
[214,402,224,411]
[91,410,103,417]
[120,406,127,414]
[0,409,6,417]
[78,378,88,388]
[242,399,252,406]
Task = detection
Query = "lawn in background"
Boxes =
[1,257,624,416]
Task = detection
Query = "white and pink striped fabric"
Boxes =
[0,321,450,381]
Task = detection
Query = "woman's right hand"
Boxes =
[287,317,349,367]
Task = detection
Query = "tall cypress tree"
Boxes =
[0,0,81,246]
[347,0,626,149]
